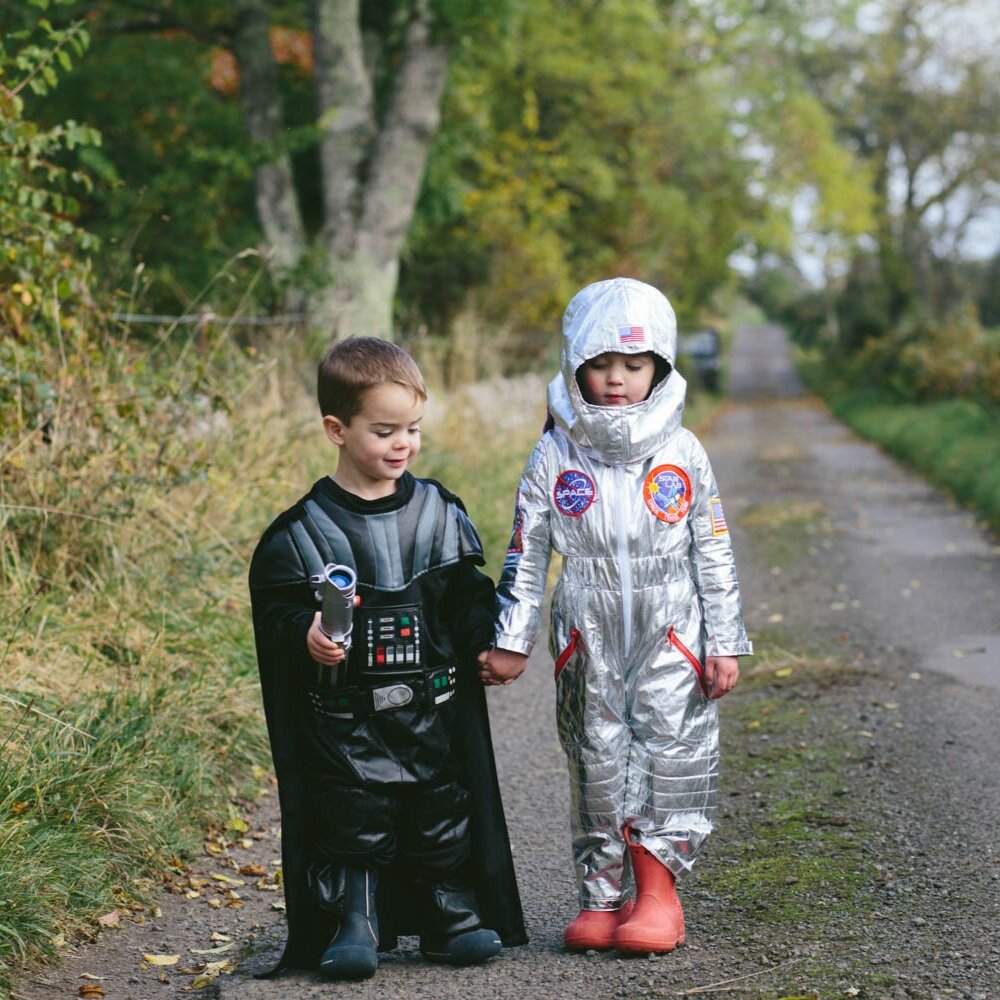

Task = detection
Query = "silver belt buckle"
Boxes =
[371,683,415,712]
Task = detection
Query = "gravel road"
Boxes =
[13,324,1000,1000]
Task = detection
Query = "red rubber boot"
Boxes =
[614,834,685,954]
[563,903,632,952]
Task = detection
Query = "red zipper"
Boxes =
[554,627,581,681]
[666,626,707,695]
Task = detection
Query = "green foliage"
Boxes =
[0,678,266,978]
[801,0,998,333]
[402,0,768,361]
[0,2,101,338]
[850,309,999,406]
[40,25,264,312]
[798,346,1000,533]
[4,0,287,315]
[7,0,993,363]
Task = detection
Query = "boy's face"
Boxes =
[578,351,657,406]
[323,382,424,500]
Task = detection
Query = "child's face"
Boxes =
[323,382,424,499]
[577,351,657,406]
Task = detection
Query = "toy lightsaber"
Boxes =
[318,563,357,649]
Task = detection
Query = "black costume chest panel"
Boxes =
[290,480,481,591]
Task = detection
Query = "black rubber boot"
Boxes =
[419,880,502,966]
[319,867,379,980]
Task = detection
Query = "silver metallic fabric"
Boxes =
[496,278,752,908]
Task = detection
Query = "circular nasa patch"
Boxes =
[643,464,692,523]
[554,469,596,517]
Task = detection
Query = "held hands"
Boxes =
[703,655,739,699]
[478,647,528,687]
[307,612,347,666]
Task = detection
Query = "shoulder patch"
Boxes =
[643,464,691,524]
[553,469,596,517]
[709,496,729,535]
[507,492,525,553]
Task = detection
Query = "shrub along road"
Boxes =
[14,324,1000,1000]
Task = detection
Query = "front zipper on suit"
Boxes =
[614,466,633,656]
[666,625,708,696]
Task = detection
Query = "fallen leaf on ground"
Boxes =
[183,967,232,991]
[211,873,245,885]
[143,953,181,966]
[78,985,105,998]
[96,911,120,927]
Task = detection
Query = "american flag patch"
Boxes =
[618,325,645,344]
[709,497,728,535]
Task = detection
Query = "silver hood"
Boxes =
[546,277,687,465]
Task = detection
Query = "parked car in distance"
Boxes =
[677,327,721,393]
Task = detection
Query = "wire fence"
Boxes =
[111,312,306,327]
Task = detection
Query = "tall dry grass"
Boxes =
[0,321,307,984]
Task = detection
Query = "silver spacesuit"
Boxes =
[496,278,752,911]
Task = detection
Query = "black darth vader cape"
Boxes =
[248,474,527,971]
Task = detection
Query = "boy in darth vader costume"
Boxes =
[249,337,526,980]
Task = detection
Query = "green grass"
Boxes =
[700,645,885,998]
[797,353,1000,535]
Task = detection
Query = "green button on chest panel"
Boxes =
[365,608,421,669]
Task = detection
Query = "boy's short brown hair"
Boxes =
[317,336,427,423]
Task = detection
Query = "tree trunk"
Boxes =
[310,0,449,339]
[311,0,373,261]
[231,0,307,301]
[229,0,450,338]
[308,251,398,341]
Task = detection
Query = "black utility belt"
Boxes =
[307,665,457,721]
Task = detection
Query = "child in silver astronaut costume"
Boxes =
[482,277,752,954]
